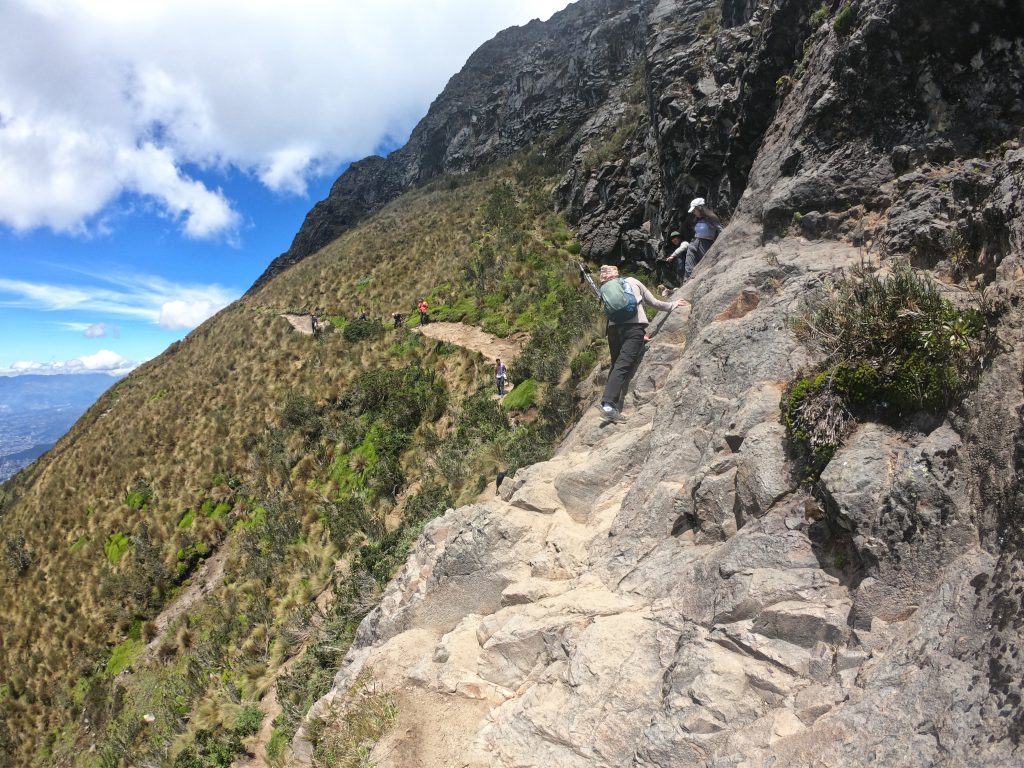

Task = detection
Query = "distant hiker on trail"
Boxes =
[596,264,689,423]
[682,198,723,282]
[358,310,368,321]
[665,230,688,285]
[495,358,508,396]
[392,312,404,328]
[418,299,430,325]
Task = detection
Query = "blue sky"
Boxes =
[0,0,571,376]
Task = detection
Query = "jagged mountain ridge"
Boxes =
[251,0,650,292]
[1,0,1022,765]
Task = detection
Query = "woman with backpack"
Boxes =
[682,197,723,281]
[598,265,689,422]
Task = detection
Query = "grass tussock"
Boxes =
[306,677,397,768]
[782,262,999,480]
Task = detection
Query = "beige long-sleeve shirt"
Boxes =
[607,276,677,326]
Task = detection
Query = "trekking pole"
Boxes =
[577,261,602,303]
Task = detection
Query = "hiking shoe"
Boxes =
[598,403,627,423]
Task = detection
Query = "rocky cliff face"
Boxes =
[286,0,1024,765]
[250,0,651,291]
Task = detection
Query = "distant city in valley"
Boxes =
[0,374,121,482]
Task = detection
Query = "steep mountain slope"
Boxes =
[0,161,602,766]
[285,0,1024,765]
[2,0,1023,765]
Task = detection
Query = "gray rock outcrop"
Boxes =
[289,0,1024,765]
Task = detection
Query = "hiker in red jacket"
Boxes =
[417,299,430,325]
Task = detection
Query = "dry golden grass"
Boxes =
[0,157,589,765]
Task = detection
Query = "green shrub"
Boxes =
[173,728,246,768]
[783,263,992,480]
[124,480,153,511]
[480,312,511,337]
[310,681,397,768]
[403,484,453,525]
[539,383,580,437]
[175,540,212,581]
[266,727,288,765]
[233,704,264,738]
[433,297,479,323]
[282,392,322,436]
[105,638,143,676]
[2,531,34,576]
[323,494,375,550]
[500,425,553,475]
[833,3,854,34]
[696,5,722,36]
[570,346,600,381]
[502,378,539,410]
[482,182,525,235]
[455,390,510,443]
[105,532,131,564]
[808,2,829,27]
[342,318,385,343]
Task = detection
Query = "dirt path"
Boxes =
[138,545,229,662]
[415,322,527,362]
[281,313,316,335]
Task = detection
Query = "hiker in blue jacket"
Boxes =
[598,265,689,422]
[682,197,723,281]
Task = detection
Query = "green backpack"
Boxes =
[599,278,639,323]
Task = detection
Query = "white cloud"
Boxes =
[0,0,572,239]
[1,349,137,376]
[57,321,118,337]
[0,273,235,330]
[84,322,117,338]
[158,300,220,330]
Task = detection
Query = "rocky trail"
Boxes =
[280,314,527,366]
[288,228,1023,767]
[414,322,528,363]
[138,546,229,663]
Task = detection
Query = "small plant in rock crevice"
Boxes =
[782,262,996,481]
[833,3,855,35]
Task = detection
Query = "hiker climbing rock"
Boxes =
[682,198,723,281]
[593,264,688,423]
[418,299,430,325]
[495,358,508,396]
[664,230,688,287]
[392,312,404,328]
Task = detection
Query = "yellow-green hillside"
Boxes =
[0,152,605,766]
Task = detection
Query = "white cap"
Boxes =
[688,197,705,213]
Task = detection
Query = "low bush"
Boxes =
[783,263,993,480]
[342,318,385,343]
[104,531,131,565]
[124,480,153,511]
[833,3,854,34]
[808,2,829,27]
[502,378,538,410]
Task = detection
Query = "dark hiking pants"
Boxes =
[683,238,714,280]
[603,323,647,408]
